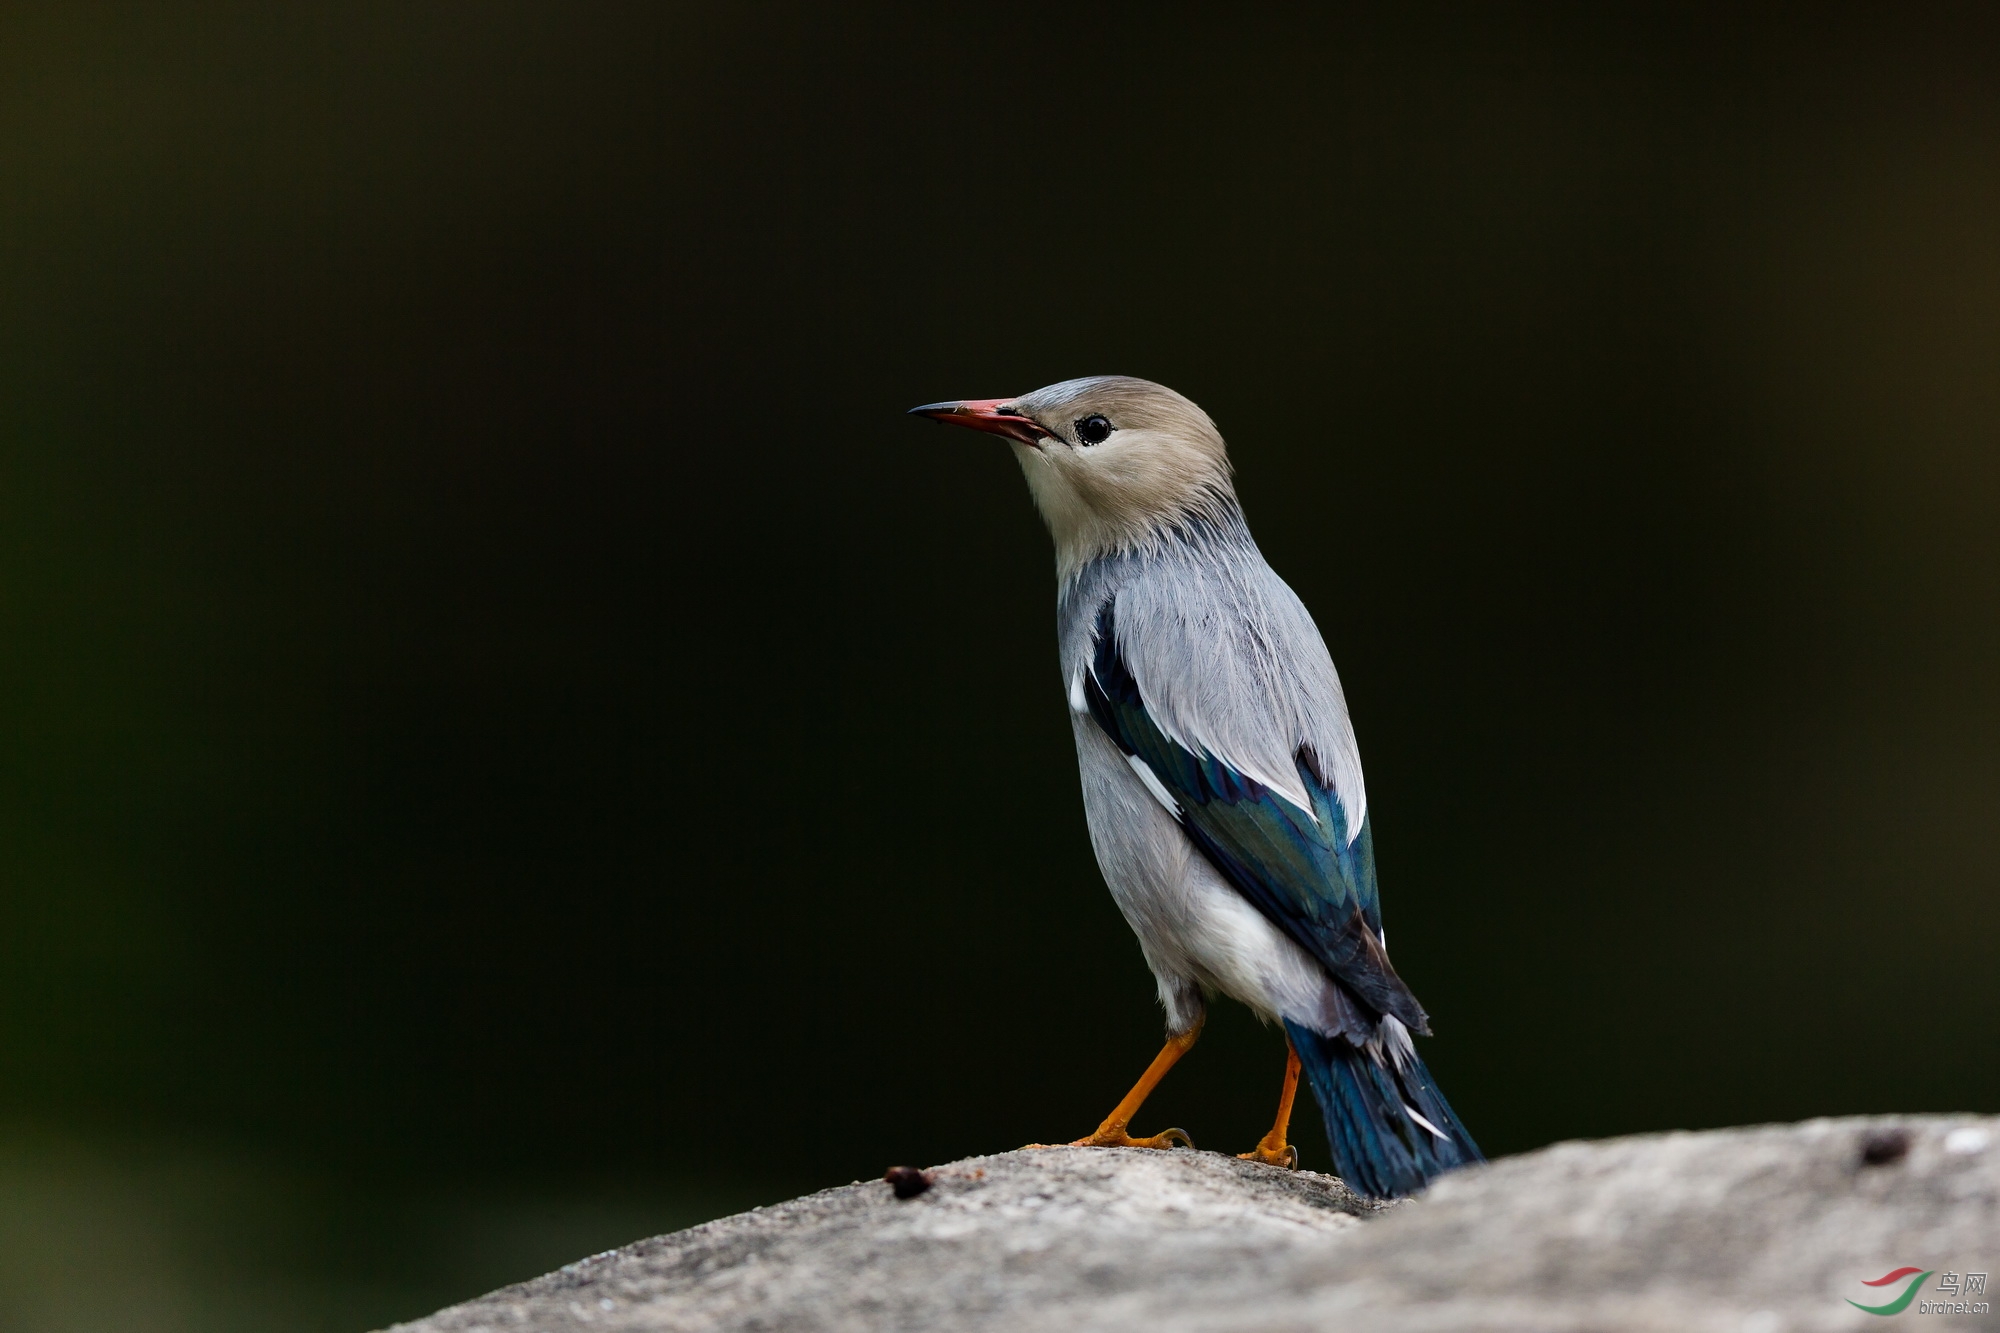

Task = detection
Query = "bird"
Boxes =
[909,376,1483,1199]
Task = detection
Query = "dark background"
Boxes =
[2,3,1997,1327]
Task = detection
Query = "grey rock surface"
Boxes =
[388,1115,1997,1333]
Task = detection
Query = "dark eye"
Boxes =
[1075,414,1113,446]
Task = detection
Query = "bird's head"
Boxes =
[910,376,1237,576]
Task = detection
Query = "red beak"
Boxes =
[907,397,1052,448]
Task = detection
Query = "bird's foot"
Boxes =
[1070,1124,1195,1151]
[1237,1134,1299,1169]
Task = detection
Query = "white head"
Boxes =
[911,376,1239,579]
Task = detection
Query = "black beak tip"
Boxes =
[907,401,960,419]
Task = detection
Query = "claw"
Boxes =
[1237,1141,1299,1169]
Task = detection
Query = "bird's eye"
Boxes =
[1075,414,1114,446]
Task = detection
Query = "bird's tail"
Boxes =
[1285,1018,1483,1199]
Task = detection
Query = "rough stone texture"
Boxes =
[387,1115,1997,1333]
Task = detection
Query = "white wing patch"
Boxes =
[1125,754,1183,817]
[1067,666,1089,714]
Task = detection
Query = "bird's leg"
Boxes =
[1237,1040,1302,1168]
[1067,1017,1202,1150]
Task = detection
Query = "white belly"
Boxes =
[1071,715,1346,1036]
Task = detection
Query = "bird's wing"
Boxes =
[1081,595,1430,1035]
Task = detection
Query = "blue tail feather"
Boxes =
[1286,1019,1483,1199]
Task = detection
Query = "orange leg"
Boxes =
[1238,1040,1302,1168]
[1052,1017,1203,1151]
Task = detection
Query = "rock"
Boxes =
[387,1115,1997,1333]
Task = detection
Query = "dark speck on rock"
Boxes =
[884,1165,933,1199]
[1859,1127,1911,1166]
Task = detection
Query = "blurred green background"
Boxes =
[2,3,1997,1328]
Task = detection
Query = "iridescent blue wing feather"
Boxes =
[1081,599,1430,1036]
